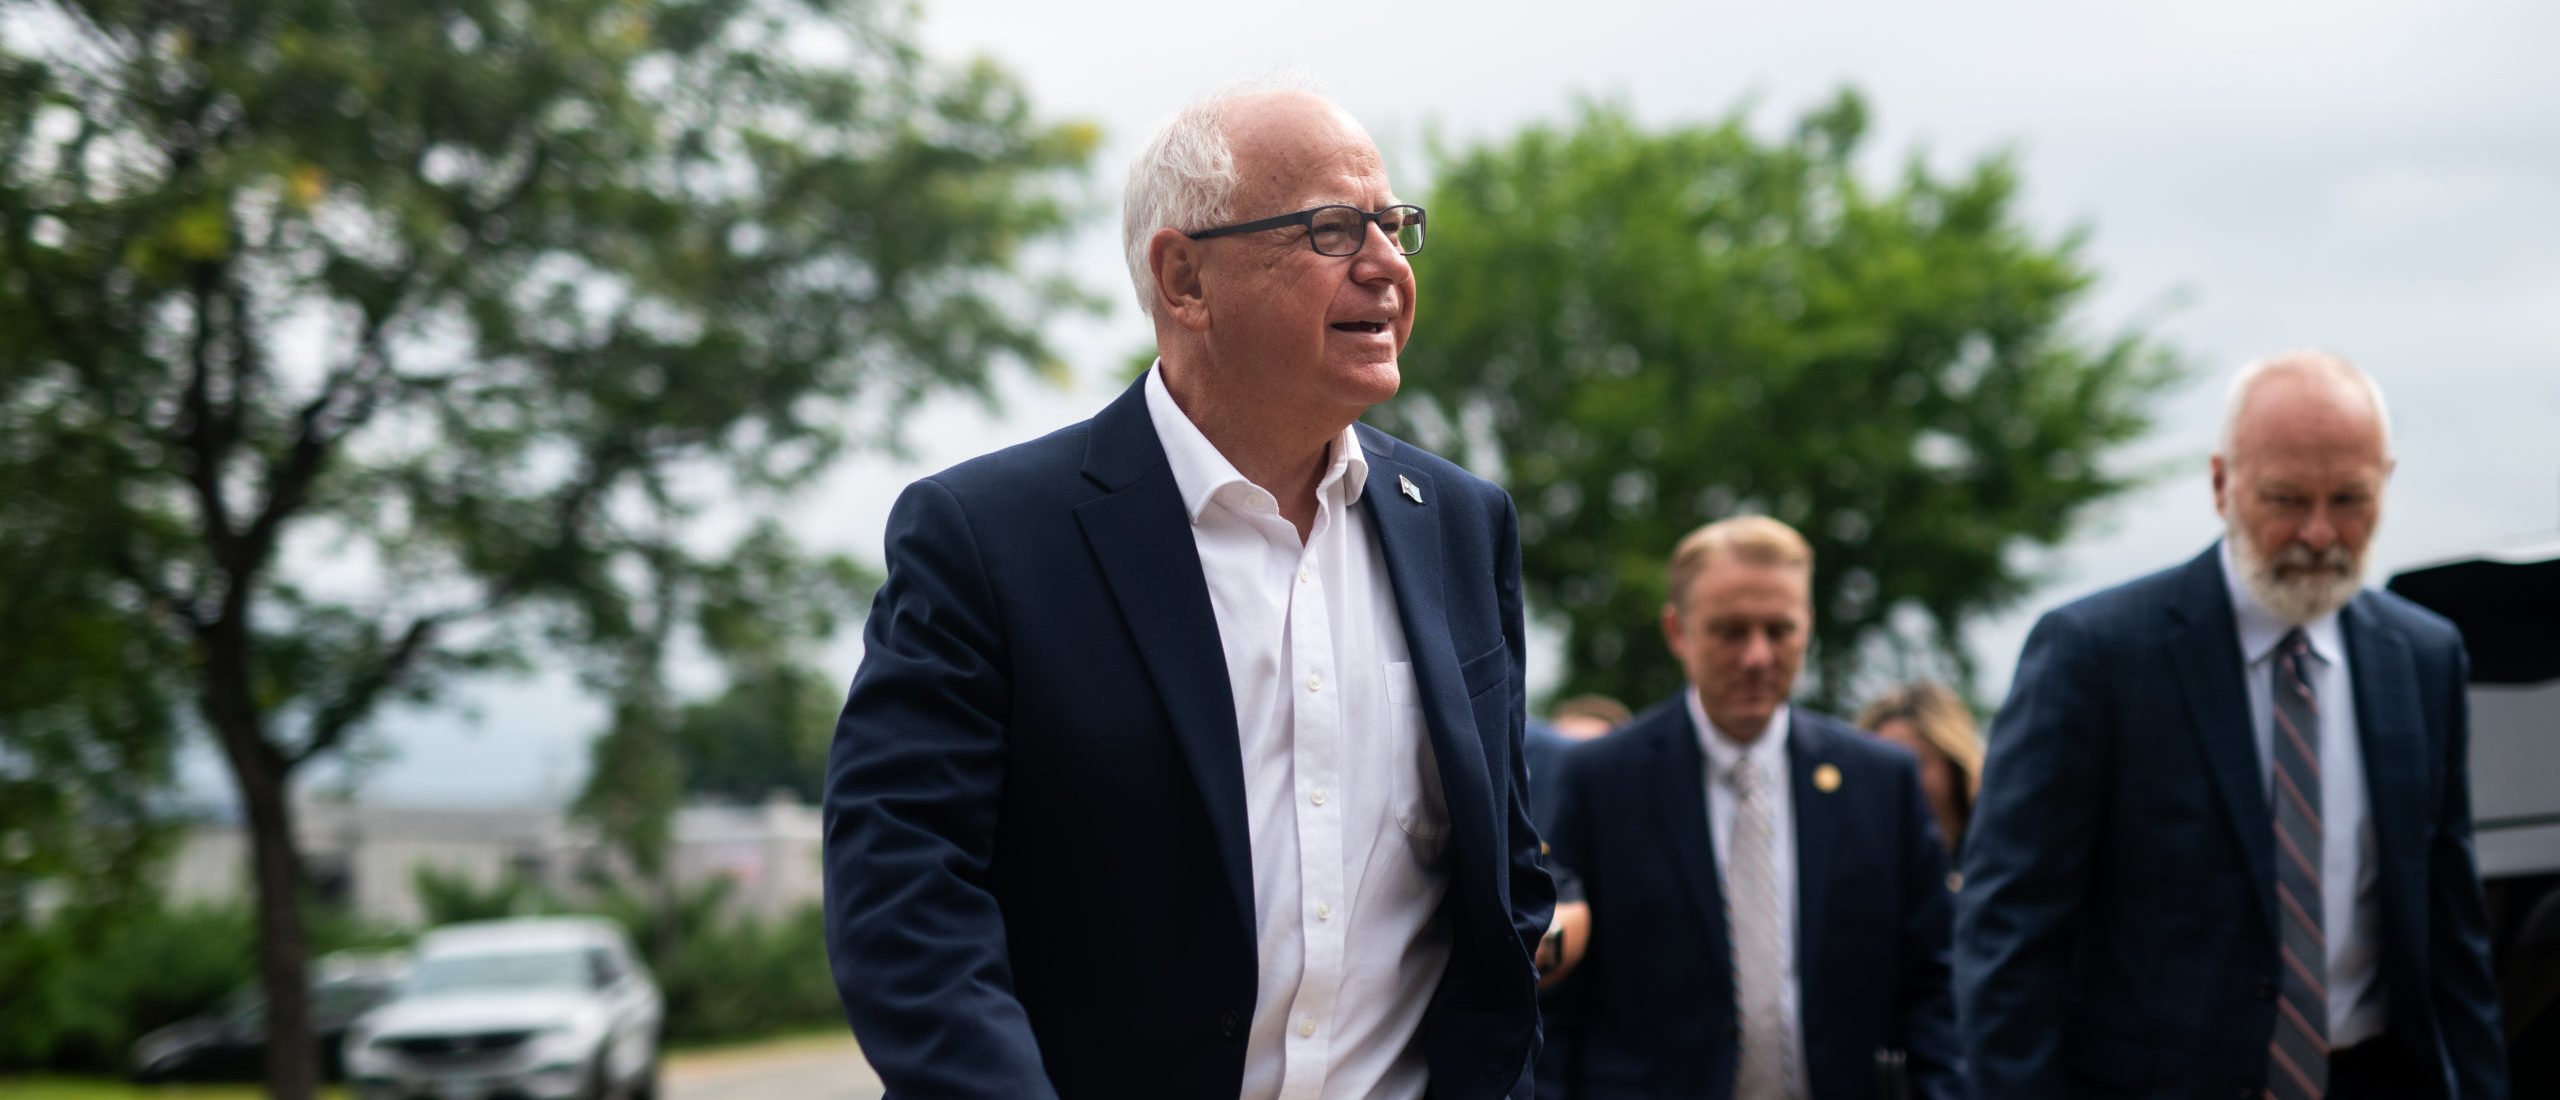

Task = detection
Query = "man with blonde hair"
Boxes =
[824,78,1550,1099]
[1545,515,1959,1099]
[1958,352,2505,1098]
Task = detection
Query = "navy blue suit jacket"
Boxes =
[1544,698,1961,1100]
[1955,544,2505,1099]
[822,376,1554,1099]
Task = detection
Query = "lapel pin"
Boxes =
[1813,763,1842,794]
[1398,474,1423,504]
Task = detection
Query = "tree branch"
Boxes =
[108,543,204,632]
[289,609,448,767]
[180,264,239,569]
[232,270,415,584]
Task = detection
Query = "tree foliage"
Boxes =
[663,659,840,805]
[0,0,1092,1093]
[1384,94,2179,712]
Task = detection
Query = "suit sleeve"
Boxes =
[821,477,1058,1099]
[2429,643,2508,1100]
[1493,491,1557,1100]
[1954,609,2110,1098]
[1893,753,1963,1100]
[1538,736,1598,1041]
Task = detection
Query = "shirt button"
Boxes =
[1315,901,1333,920]
[1298,1017,1318,1038]
[1298,566,1309,584]
[1310,788,1327,806]
[1306,673,1321,692]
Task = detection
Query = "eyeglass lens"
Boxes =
[1308,206,1423,257]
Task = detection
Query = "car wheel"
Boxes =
[629,1058,661,1100]
[582,1052,616,1100]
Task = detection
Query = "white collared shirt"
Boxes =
[1145,365,1450,1100]
[2219,540,2388,1047]
[1687,691,1808,1093]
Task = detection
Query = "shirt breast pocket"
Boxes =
[1384,661,1451,859]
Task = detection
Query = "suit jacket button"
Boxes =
[1219,1010,1241,1038]
[2254,978,2277,1001]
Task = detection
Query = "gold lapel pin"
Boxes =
[1813,763,1842,793]
[1398,474,1423,504]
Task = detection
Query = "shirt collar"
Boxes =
[1143,362,1369,524]
[1685,687,1791,782]
[2218,537,2346,667]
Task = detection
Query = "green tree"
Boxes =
[661,660,839,805]
[0,0,1092,1093]
[1385,93,2178,712]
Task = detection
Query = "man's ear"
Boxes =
[2210,453,2229,518]
[1149,228,1211,333]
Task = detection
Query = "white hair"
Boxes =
[1120,71,1327,319]
[2216,349,2394,464]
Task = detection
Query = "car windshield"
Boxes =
[406,949,589,995]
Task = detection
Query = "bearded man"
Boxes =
[1955,352,2506,1099]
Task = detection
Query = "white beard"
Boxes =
[2229,520,2365,624]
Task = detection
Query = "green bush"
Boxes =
[0,904,255,1073]
[0,875,839,1072]
[0,899,408,1075]
[589,881,840,1043]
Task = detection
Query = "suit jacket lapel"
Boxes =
[1788,715,1838,993]
[2164,545,2279,938]
[2343,597,2431,970]
[1361,440,1501,920]
[1645,704,1729,949]
[1072,379,1254,944]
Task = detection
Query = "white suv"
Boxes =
[346,916,663,1100]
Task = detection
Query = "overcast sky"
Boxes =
[280,0,2559,808]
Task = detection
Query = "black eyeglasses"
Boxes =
[1185,204,1425,257]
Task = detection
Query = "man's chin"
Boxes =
[1326,357,1401,404]
[2246,570,2361,624]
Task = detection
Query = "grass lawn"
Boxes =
[2,1032,860,1098]
[0,1081,351,1099]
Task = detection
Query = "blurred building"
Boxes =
[162,792,822,926]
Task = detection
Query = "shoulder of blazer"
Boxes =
[1566,695,1690,777]
[2033,543,2223,646]
[1354,421,1507,506]
[921,417,1102,507]
[2349,585,2462,653]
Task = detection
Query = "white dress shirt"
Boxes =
[1687,691,1809,1094]
[1146,366,1451,1100]
[2220,540,2388,1047]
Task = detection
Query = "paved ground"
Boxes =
[664,1034,883,1100]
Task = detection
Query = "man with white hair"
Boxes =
[1956,352,2506,1098]
[823,78,1552,1099]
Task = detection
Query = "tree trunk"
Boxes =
[205,628,319,1100]
[242,763,318,1100]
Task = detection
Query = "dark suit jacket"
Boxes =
[822,376,1555,1099]
[1544,699,1961,1100]
[1955,544,2505,1099]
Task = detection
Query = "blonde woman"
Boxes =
[1857,682,1984,858]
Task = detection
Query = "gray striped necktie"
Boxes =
[1727,755,1796,1100]
[2267,628,2329,1100]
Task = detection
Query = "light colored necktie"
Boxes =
[1727,755,1797,1100]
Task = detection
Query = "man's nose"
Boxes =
[2299,504,2339,550]
[1738,632,1774,669]
[1349,220,1413,284]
